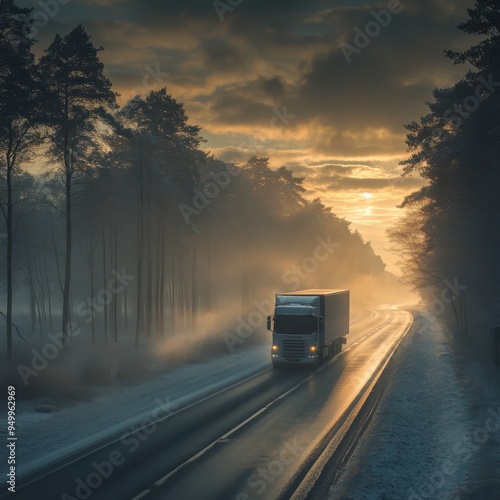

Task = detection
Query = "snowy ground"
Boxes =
[329,312,500,500]
[0,344,270,479]
[3,312,500,499]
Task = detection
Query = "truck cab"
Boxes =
[267,289,349,368]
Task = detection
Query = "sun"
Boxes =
[361,192,373,199]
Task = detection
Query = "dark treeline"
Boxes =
[0,0,400,368]
[389,0,500,358]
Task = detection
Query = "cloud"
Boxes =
[34,0,475,271]
[283,160,424,193]
[273,0,474,156]
[56,0,476,160]
[34,0,475,166]
[325,174,423,191]
[198,38,248,74]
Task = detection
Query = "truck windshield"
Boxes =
[274,315,317,334]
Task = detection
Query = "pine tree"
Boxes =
[0,0,42,361]
[38,25,116,347]
[119,88,204,343]
[392,0,500,353]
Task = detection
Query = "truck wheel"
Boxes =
[335,339,343,355]
[328,343,335,357]
[317,350,323,366]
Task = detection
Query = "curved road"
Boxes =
[8,307,413,500]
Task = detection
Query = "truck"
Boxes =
[267,289,350,368]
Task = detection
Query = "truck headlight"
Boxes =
[309,346,317,352]
[272,345,278,351]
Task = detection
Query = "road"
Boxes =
[8,307,413,500]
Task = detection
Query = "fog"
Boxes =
[0,149,413,399]
[0,21,412,398]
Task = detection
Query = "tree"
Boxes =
[392,0,500,354]
[0,0,42,361]
[38,25,116,347]
[117,88,204,343]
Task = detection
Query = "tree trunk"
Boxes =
[145,172,153,338]
[158,222,166,337]
[29,277,36,334]
[61,156,72,349]
[43,253,53,333]
[205,226,213,314]
[123,286,129,334]
[170,248,176,335]
[135,154,145,347]
[36,254,47,328]
[112,227,118,343]
[89,230,96,343]
[191,239,197,334]
[102,221,108,342]
[6,154,13,360]
[25,266,38,336]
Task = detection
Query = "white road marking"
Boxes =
[131,489,151,500]
[132,309,399,499]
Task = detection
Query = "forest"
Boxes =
[0,0,401,392]
[389,0,500,359]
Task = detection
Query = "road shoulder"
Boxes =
[327,311,491,500]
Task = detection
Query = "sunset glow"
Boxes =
[2,2,498,497]
[22,0,475,271]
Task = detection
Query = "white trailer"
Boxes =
[267,289,350,367]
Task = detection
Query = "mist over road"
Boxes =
[4,307,413,500]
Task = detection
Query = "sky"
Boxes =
[20,0,476,273]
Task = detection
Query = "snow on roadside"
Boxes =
[452,348,500,498]
[329,312,487,500]
[0,344,270,479]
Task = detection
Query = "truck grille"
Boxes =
[282,339,306,362]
